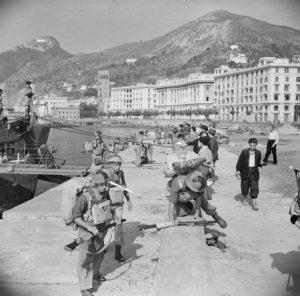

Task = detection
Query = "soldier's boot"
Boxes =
[115,244,126,263]
[212,212,227,229]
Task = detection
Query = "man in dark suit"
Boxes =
[235,138,263,211]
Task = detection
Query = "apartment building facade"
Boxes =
[110,84,156,112]
[155,73,214,113]
[38,95,69,117]
[213,57,300,123]
[52,106,80,120]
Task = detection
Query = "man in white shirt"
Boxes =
[262,124,279,165]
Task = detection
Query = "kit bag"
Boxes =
[109,187,124,204]
[85,195,112,224]
[61,177,90,226]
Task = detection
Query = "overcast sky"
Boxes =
[0,0,299,54]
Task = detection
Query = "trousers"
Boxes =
[77,227,105,290]
[241,168,259,199]
[111,204,124,245]
[263,139,277,164]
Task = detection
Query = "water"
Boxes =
[35,125,139,195]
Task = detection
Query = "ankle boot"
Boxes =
[212,212,227,228]
[115,244,126,263]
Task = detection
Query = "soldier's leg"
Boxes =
[92,236,105,280]
[134,144,142,166]
[114,205,125,262]
[77,242,94,291]
[200,193,227,228]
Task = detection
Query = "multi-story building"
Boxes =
[97,70,110,113]
[155,73,214,113]
[38,95,69,117]
[213,57,300,123]
[52,106,80,120]
[110,84,156,112]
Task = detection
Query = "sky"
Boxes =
[0,0,299,54]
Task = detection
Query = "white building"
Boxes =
[229,45,247,64]
[213,57,300,123]
[126,58,137,64]
[155,73,215,113]
[38,95,69,117]
[52,106,80,120]
[110,84,156,112]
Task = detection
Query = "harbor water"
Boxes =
[35,125,139,195]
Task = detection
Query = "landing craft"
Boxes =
[0,112,87,214]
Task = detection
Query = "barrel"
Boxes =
[172,157,205,172]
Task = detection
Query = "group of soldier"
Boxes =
[71,131,133,296]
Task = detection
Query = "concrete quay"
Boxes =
[0,144,300,296]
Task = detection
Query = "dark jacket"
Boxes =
[209,136,219,162]
[236,148,262,180]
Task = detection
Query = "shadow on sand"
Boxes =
[94,221,144,290]
[270,250,300,295]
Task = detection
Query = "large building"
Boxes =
[97,70,110,113]
[38,95,69,117]
[155,73,215,113]
[52,106,80,120]
[213,57,300,123]
[110,84,156,112]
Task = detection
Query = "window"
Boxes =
[276,68,279,73]
[296,77,300,82]
[284,105,289,111]
[274,105,279,111]
[285,77,289,82]
[275,77,279,82]
[285,68,289,73]
[275,85,279,91]
[297,85,300,92]
[296,94,300,101]
[285,94,290,101]
[284,85,289,91]
[274,94,279,101]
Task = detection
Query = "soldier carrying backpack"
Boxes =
[67,172,113,296]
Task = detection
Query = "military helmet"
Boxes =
[91,171,109,185]
[108,155,122,163]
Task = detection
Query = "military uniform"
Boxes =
[72,187,112,293]
[24,84,34,117]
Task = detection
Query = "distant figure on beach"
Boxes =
[262,124,279,166]
[24,81,34,117]
[0,88,3,118]
[143,130,154,162]
[235,138,263,211]
[208,128,219,165]
[134,130,144,167]
[92,131,109,163]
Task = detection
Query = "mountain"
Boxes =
[2,10,300,103]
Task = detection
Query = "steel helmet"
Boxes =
[91,171,109,185]
[108,155,123,163]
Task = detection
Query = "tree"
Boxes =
[79,103,98,118]
[84,88,98,97]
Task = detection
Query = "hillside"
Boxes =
[2,10,300,104]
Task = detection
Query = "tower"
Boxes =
[97,70,110,114]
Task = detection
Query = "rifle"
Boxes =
[64,218,126,252]
[109,181,135,194]
[138,220,217,231]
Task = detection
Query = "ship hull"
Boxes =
[0,124,51,212]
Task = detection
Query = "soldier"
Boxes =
[108,155,132,262]
[134,130,144,167]
[24,81,34,117]
[92,131,109,163]
[71,172,112,296]
[143,130,154,163]
[167,170,227,228]
[0,88,3,118]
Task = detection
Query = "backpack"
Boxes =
[61,176,91,227]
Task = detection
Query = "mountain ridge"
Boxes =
[1,10,300,104]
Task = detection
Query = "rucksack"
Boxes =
[61,176,91,226]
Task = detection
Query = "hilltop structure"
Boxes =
[97,70,110,114]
